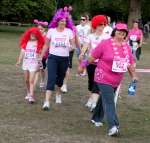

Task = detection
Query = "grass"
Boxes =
[0,27,150,143]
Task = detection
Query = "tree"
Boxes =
[128,0,142,27]
[0,0,56,22]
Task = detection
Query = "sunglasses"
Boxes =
[99,24,106,26]
[81,19,86,21]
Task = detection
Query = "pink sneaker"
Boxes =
[28,96,35,104]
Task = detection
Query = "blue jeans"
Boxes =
[96,83,119,129]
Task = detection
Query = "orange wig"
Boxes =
[20,27,45,53]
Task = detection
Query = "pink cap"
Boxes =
[115,23,128,31]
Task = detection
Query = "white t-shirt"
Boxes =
[85,33,110,63]
[76,24,91,45]
[86,33,110,52]
[46,28,74,57]
[103,25,113,36]
[23,41,37,59]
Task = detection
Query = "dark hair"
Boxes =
[111,28,128,39]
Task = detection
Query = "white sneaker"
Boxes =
[25,94,30,100]
[28,96,35,104]
[91,120,103,127]
[40,82,45,88]
[61,84,67,93]
[42,101,50,110]
[108,126,119,136]
[55,95,62,104]
[90,102,96,112]
[85,98,92,108]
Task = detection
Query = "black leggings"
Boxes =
[136,47,141,61]
[86,64,99,93]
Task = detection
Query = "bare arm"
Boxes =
[139,35,143,47]
[75,35,81,49]
[88,55,96,64]
[41,38,50,58]
[69,37,75,51]
[79,43,89,60]
[16,50,24,67]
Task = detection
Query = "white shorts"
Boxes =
[22,59,40,72]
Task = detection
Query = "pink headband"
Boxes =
[33,19,48,26]
[115,23,128,31]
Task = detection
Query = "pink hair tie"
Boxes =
[33,19,39,24]
[64,6,68,12]
[33,19,48,26]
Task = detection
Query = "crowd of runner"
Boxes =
[16,5,142,136]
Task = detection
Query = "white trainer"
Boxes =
[42,101,50,110]
[91,120,103,127]
[28,96,35,104]
[25,94,30,100]
[90,102,96,112]
[61,84,67,93]
[85,98,92,108]
[39,82,45,88]
[95,122,103,127]
[108,126,119,136]
[55,95,62,104]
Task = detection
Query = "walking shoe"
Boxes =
[28,96,35,104]
[39,82,45,88]
[25,94,31,100]
[42,101,50,111]
[108,126,119,136]
[61,84,67,93]
[91,119,103,127]
[85,98,92,108]
[55,95,62,104]
[90,102,97,112]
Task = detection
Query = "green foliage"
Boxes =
[72,0,129,21]
[142,0,150,22]
[0,0,150,23]
[0,0,56,22]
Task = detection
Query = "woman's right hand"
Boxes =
[15,60,21,67]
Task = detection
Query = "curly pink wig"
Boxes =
[49,6,75,31]
[20,27,45,53]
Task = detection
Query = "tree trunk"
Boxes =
[128,0,142,28]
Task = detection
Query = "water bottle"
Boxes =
[128,80,138,96]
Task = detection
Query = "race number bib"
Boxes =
[25,50,36,59]
[112,57,128,73]
[130,35,137,41]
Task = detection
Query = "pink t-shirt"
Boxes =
[128,28,143,41]
[46,28,74,57]
[92,38,134,87]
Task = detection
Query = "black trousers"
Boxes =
[86,64,99,93]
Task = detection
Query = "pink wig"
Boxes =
[20,27,45,53]
[49,6,75,31]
